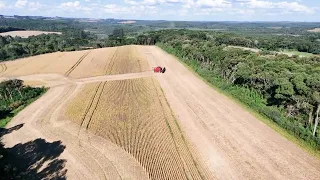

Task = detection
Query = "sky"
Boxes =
[0,0,319,21]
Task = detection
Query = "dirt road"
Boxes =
[2,73,152,180]
[1,45,320,179]
[141,46,320,180]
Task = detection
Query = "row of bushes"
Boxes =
[0,80,47,127]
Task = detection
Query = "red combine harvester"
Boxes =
[153,66,166,73]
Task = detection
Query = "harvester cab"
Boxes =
[153,66,166,73]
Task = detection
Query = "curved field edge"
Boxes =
[0,46,150,79]
[156,44,320,159]
[63,77,214,179]
[0,88,48,128]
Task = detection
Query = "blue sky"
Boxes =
[0,0,319,21]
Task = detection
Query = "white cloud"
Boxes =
[58,1,95,13]
[195,0,231,8]
[4,0,317,20]
[125,0,185,6]
[104,4,157,16]
[0,1,5,9]
[15,0,28,8]
[195,7,224,15]
[15,0,42,10]
[231,8,255,15]
[59,1,96,13]
[239,0,314,14]
[60,1,81,8]
[277,1,313,13]
[104,4,129,14]
[28,2,42,11]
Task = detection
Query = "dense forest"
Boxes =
[0,29,98,61]
[0,79,47,127]
[1,18,320,61]
[212,32,320,54]
[135,30,320,54]
[138,29,320,149]
[0,26,25,33]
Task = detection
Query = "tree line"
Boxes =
[138,29,320,149]
[213,32,320,54]
[0,79,47,127]
[0,26,25,33]
[0,29,97,61]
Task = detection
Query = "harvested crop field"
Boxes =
[64,77,214,179]
[0,45,149,78]
[0,30,62,38]
[308,28,320,32]
[104,45,150,75]
[0,51,88,77]
[69,45,150,78]
[2,45,320,180]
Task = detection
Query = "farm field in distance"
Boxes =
[0,30,62,38]
[0,45,149,79]
[308,28,320,32]
[227,45,315,57]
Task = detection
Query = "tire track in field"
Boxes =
[38,85,123,180]
[36,86,117,180]
[151,77,214,179]
[149,77,190,180]
[78,82,103,133]
[84,82,107,130]
[105,47,119,75]
[86,78,192,179]
[65,51,91,76]
[0,64,7,74]
[1,58,31,76]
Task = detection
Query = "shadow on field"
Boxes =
[0,109,14,120]
[0,124,67,180]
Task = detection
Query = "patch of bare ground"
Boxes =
[308,28,320,33]
[0,31,62,38]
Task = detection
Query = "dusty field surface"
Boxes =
[1,45,320,179]
[0,45,150,79]
[308,28,320,32]
[68,47,117,78]
[118,21,137,24]
[0,30,62,38]
[141,46,320,180]
[226,45,313,57]
[226,45,260,53]
[0,51,88,77]
[64,77,213,179]
[104,45,150,75]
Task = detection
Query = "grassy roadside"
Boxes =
[157,45,320,159]
[0,89,47,128]
[281,50,314,57]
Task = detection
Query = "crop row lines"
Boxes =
[0,64,7,74]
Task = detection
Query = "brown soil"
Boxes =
[140,45,320,180]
